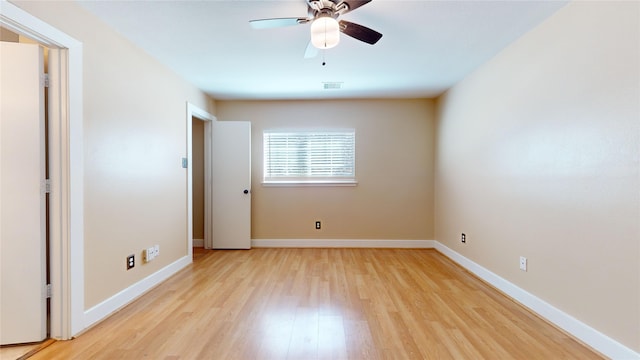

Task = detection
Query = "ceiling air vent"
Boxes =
[323,82,343,90]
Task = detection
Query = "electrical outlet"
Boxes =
[127,254,135,270]
[142,245,161,263]
[315,221,321,230]
[144,245,160,263]
[519,256,527,272]
[461,233,466,243]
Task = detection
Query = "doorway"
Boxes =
[185,103,252,251]
[0,29,63,360]
[186,103,215,256]
[191,117,205,249]
[0,1,85,342]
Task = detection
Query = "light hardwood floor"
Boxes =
[28,248,602,359]
[0,343,40,360]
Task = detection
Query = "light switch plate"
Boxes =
[519,256,527,271]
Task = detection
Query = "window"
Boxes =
[263,129,356,185]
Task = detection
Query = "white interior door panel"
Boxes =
[211,121,251,249]
[0,42,47,345]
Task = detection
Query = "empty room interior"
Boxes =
[0,0,638,359]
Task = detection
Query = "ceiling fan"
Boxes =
[249,0,383,58]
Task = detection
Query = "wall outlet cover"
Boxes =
[127,254,135,270]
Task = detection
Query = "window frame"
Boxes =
[262,129,357,187]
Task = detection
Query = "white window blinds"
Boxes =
[263,130,356,184]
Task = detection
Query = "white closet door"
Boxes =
[212,121,251,249]
[0,42,47,345]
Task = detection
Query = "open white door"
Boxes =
[0,42,47,344]
[212,121,251,249]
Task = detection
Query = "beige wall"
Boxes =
[192,118,205,241]
[217,99,435,240]
[435,1,639,352]
[13,1,214,309]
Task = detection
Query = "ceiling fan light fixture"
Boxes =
[310,16,340,49]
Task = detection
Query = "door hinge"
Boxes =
[46,284,52,298]
[42,73,50,88]
[45,179,51,193]
[182,157,188,169]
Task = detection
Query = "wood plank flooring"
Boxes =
[28,248,603,359]
[0,339,54,360]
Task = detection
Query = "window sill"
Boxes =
[262,180,358,187]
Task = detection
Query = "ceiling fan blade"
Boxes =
[341,0,372,13]
[249,17,308,29]
[339,20,382,45]
[304,41,319,59]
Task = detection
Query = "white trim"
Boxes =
[433,242,639,360]
[47,47,66,340]
[252,239,434,248]
[1,1,84,340]
[193,239,204,248]
[187,102,216,122]
[262,180,358,187]
[203,121,213,249]
[67,34,84,340]
[83,256,191,329]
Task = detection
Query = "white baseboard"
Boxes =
[193,238,204,248]
[252,238,434,248]
[433,242,639,360]
[83,255,192,329]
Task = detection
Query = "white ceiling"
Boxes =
[77,0,568,100]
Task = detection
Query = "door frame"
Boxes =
[186,102,215,254]
[1,1,84,340]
